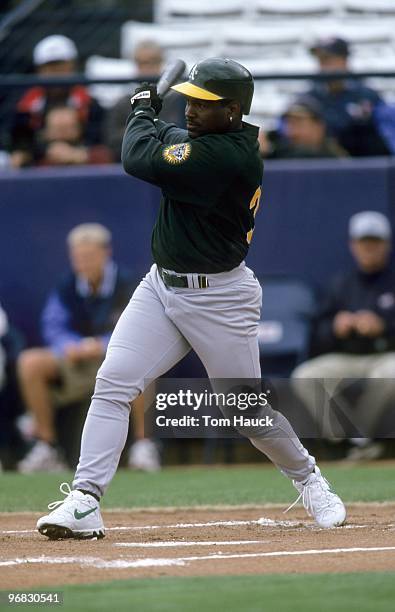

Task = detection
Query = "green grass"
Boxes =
[2,573,395,612]
[1,463,394,512]
[1,466,395,611]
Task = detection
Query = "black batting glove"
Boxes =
[130,82,163,115]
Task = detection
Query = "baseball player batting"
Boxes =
[37,58,346,539]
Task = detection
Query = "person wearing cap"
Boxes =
[307,37,391,157]
[9,35,104,168]
[259,95,347,159]
[105,40,185,161]
[293,211,395,460]
[35,58,347,541]
[16,224,135,473]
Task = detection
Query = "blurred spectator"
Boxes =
[17,223,135,473]
[373,101,395,156]
[105,40,186,161]
[259,96,347,159]
[0,304,8,393]
[9,35,104,168]
[292,211,395,460]
[307,37,391,157]
[36,106,112,166]
[0,303,9,471]
[0,304,25,470]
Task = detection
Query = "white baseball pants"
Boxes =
[74,263,315,497]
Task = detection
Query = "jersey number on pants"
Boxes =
[246,186,262,244]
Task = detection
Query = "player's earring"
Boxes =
[229,116,233,123]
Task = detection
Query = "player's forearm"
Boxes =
[121,108,162,183]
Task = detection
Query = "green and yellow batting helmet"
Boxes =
[171,57,254,115]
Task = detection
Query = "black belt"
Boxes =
[158,267,209,289]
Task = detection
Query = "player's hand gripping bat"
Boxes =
[130,59,186,114]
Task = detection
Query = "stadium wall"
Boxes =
[0,158,393,345]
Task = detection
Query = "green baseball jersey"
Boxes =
[122,107,263,273]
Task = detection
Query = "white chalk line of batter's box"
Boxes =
[0,519,300,535]
[114,540,268,548]
[2,546,395,569]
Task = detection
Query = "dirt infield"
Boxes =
[1,504,395,589]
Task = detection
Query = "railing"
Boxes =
[1,70,395,89]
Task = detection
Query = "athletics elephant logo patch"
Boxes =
[163,142,191,165]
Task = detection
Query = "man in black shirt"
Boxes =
[293,211,395,458]
[36,58,345,540]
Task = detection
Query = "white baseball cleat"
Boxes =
[286,466,346,528]
[37,482,105,540]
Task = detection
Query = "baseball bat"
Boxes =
[156,59,186,98]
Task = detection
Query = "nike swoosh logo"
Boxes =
[74,507,97,520]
